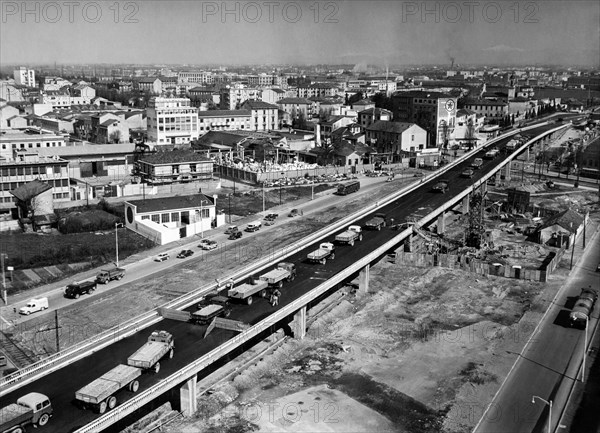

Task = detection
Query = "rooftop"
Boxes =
[127,193,214,214]
[197,110,251,117]
[10,179,52,201]
[138,150,211,165]
[366,120,415,134]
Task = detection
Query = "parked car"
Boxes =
[177,249,194,259]
[224,226,239,235]
[155,253,170,262]
[288,209,300,217]
[201,240,218,250]
[265,213,279,221]
[228,231,243,240]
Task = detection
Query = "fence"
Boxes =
[394,248,566,282]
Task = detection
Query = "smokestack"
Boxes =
[450,57,455,69]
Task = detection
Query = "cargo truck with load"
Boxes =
[96,267,125,284]
[1,393,52,433]
[431,180,449,194]
[127,330,174,373]
[307,242,336,265]
[64,280,96,299]
[259,262,296,288]
[335,225,363,246]
[228,278,269,305]
[364,213,387,230]
[75,330,174,413]
[75,364,142,414]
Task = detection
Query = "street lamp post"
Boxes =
[115,223,124,267]
[0,253,7,305]
[531,396,553,433]
[228,193,232,224]
[279,171,284,206]
[582,315,589,382]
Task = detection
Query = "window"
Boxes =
[151,214,160,223]
[161,213,170,223]
[171,212,180,222]
[141,215,150,220]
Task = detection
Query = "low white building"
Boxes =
[124,194,224,245]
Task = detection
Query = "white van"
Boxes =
[245,221,262,232]
[19,297,49,315]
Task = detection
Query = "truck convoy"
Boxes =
[64,280,97,299]
[258,262,296,289]
[1,393,53,433]
[335,225,363,246]
[364,213,387,230]
[307,242,336,265]
[75,330,174,414]
[96,267,125,284]
[228,278,268,305]
[226,262,296,304]
[569,287,598,328]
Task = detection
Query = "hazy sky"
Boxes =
[1,0,599,67]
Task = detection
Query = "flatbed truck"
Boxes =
[127,330,174,373]
[335,225,363,246]
[259,262,296,288]
[1,393,52,433]
[75,364,142,414]
[228,278,269,305]
[307,242,336,265]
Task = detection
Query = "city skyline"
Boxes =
[1,1,599,68]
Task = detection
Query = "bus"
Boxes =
[337,180,360,195]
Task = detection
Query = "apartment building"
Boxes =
[0,131,66,160]
[0,152,70,214]
[198,110,252,134]
[147,97,199,145]
[462,99,509,120]
[240,100,279,131]
[13,67,36,87]
[220,85,261,110]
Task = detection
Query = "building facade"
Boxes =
[241,100,279,131]
[14,67,36,87]
[135,150,213,184]
[198,110,252,134]
[147,97,199,145]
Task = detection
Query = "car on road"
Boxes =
[288,209,300,217]
[265,213,279,221]
[177,249,194,259]
[155,252,170,262]
[461,168,474,178]
[224,226,239,235]
[228,231,243,240]
[201,240,218,250]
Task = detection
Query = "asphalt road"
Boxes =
[0,123,565,433]
[473,221,600,433]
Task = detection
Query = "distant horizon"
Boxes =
[1,1,598,67]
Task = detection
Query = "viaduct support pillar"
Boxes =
[480,180,488,195]
[292,306,307,340]
[358,264,370,294]
[462,196,470,214]
[180,375,197,417]
[504,162,512,181]
[437,213,446,234]
[495,171,501,186]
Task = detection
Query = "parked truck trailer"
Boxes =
[127,330,174,373]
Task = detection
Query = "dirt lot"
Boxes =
[159,262,557,433]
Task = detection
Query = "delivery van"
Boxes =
[245,221,262,232]
[19,297,49,315]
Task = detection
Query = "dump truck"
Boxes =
[228,278,269,305]
[64,280,97,299]
[259,262,296,288]
[1,393,53,433]
[431,180,449,194]
[335,225,363,246]
[307,242,336,265]
[75,364,142,414]
[96,267,125,284]
[365,213,387,230]
[127,330,174,373]
[570,288,598,328]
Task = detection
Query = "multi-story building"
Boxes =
[365,121,427,154]
[392,91,457,147]
[462,99,509,121]
[297,83,340,99]
[0,130,66,160]
[220,85,261,110]
[135,77,162,94]
[197,110,252,134]
[240,100,279,131]
[134,150,213,184]
[261,88,286,105]
[276,98,314,119]
[178,71,215,85]
[147,97,199,145]
[0,151,70,215]
[358,107,392,128]
[13,67,36,87]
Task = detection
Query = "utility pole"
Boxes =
[1,253,6,305]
